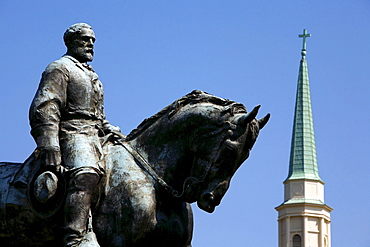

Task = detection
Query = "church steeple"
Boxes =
[276,30,332,247]
[286,29,321,182]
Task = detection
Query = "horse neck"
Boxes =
[128,127,192,188]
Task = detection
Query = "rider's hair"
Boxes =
[63,23,93,48]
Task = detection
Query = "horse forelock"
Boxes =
[126,90,246,141]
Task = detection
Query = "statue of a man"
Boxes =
[29,23,118,247]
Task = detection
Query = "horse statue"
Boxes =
[0,90,269,247]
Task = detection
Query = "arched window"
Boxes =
[293,234,302,247]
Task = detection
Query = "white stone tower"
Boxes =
[275,30,332,247]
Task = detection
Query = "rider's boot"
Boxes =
[63,172,100,247]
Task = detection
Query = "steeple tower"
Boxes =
[286,29,320,183]
[276,30,332,247]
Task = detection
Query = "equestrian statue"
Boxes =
[0,23,270,247]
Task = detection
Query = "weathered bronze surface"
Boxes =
[0,23,270,247]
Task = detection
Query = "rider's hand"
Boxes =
[105,124,121,133]
[103,120,121,134]
[39,147,62,172]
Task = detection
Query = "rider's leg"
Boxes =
[63,171,100,247]
[59,125,105,246]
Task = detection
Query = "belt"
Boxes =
[62,114,102,122]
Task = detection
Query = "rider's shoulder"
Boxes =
[44,55,75,73]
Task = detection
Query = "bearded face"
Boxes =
[67,28,95,63]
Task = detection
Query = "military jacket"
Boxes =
[30,55,106,149]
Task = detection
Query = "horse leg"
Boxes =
[147,200,193,247]
[184,202,194,247]
[97,183,158,247]
[126,180,158,244]
[94,167,158,246]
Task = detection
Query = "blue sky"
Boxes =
[1,1,369,246]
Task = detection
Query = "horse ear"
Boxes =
[236,105,260,126]
[258,113,270,130]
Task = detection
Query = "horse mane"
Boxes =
[126,90,246,141]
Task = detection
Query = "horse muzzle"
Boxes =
[197,181,228,213]
[197,192,219,213]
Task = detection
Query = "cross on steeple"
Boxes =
[298,29,311,51]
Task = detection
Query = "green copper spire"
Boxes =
[285,29,322,182]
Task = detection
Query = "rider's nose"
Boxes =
[85,38,94,47]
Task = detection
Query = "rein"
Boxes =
[111,130,187,198]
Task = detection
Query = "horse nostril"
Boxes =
[202,192,215,203]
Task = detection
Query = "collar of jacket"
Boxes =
[62,55,95,72]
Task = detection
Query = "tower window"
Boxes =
[293,234,302,247]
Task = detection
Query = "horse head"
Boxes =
[125,90,269,213]
[189,105,269,212]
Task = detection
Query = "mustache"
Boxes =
[81,47,94,55]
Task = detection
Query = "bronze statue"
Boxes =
[0,23,270,247]
[29,23,119,247]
